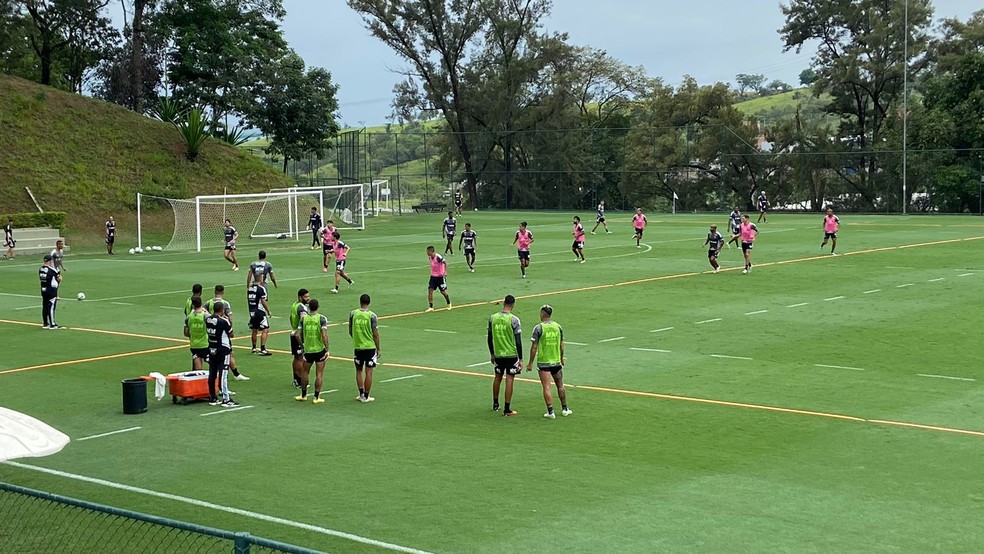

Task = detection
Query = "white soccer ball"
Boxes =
[154,246,163,251]
[128,248,135,255]
[474,208,478,211]
[134,247,143,254]
[77,292,86,301]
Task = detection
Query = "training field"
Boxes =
[1,211,983,552]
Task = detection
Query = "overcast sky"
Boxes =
[280,1,979,127]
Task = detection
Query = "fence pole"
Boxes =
[234,532,251,554]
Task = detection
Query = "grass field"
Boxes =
[1,211,983,553]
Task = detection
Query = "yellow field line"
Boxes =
[0,345,187,375]
[0,319,186,343]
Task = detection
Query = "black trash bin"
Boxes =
[122,378,148,414]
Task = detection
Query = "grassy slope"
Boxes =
[0,75,291,244]
[735,88,833,126]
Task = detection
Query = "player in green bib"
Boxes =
[349,294,381,403]
[488,295,525,416]
[183,296,210,371]
[184,283,203,317]
[292,298,329,403]
[527,304,571,419]
[288,289,310,389]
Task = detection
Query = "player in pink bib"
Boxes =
[571,216,586,263]
[425,246,451,311]
[330,230,353,293]
[320,220,337,272]
[819,208,840,255]
[632,208,647,248]
[512,221,534,278]
[735,215,758,273]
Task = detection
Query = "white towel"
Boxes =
[148,372,167,401]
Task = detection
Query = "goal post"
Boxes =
[268,183,368,230]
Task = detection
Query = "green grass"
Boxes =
[1,212,984,552]
[0,75,291,244]
[735,88,833,126]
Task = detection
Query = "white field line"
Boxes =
[14,305,41,310]
[111,301,135,306]
[958,273,974,277]
[814,364,864,372]
[895,284,914,288]
[0,292,42,299]
[863,289,881,294]
[158,306,184,311]
[928,278,946,282]
[466,361,489,367]
[90,259,173,264]
[650,327,674,333]
[598,337,625,343]
[917,374,976,382]
[565,342,587,346]
[824,296,845,301]
[745,310,769,315]
[423,329,456,334]
[787,303,809,308]
[380,374,423,383]
[77,427,142,441]
[709,354,753,361]
[200,405,255,417]
[2,461,434,554]
[630,347,671,353]
[695,318,722,325]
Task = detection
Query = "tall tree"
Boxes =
[780,0,933,209]
[734,73,765,97]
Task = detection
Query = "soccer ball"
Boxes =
[154,246,163,251]
[77,292,86,301]
[134,247,143,254]
[474,208,478,211]
[128,248,135,255]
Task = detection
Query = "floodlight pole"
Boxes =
[902,0,909,215]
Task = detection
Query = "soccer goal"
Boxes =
[267,183,368,230]
[137,190,323,252]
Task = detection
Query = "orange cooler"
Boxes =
[167,371,211,404]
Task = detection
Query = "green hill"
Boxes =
[0,75,291,244]
[735,88,833,126]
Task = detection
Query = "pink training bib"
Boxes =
[430,255,446,277]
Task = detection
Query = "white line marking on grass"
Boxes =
[814,364,864,372]
[111,301,135,306]
[380,374,423,383]
[200,405,255,416]
[423,329,456,334]
[90,259,173,264]
[650,327,674,333]
[710,354,753,361]
[958,273,974,277]
[787,303,809,308]
[896,284,914,288]
[928,278,946,282]
[467,361,489,368]
[598,336,625,343]
[695,318,722,325]
[2,461,434,554]
[77,427,141,441]
[745,310,769,315]
[630,348,671,353]
[158,306,183,310]
[0,292,41,299]
[824,296,845,301]
[566,342,587,346]
[14,305,41,310]
[863,289,881,294]
[917,374,976,382]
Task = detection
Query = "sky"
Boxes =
[281,0,978,127]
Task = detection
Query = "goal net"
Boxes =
[138,190,323,252]
[268,183,367,230]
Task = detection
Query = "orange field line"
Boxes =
[0,345,187,375]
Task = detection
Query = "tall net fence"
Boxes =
[0,483,323,553]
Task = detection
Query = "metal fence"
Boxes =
[243,126,984,214]
[0,483,324,554]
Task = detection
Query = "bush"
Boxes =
[1,212,68,230]
[175,107,209,161]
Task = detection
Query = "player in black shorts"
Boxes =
[307,207,322,249]
[756,192,769,223]
[105,216,115,255]
[727,207,742,247]
[590,200,611,234]
[223,219,239,271]
[442,211,457,255]
[247,281,272,355]
[3,218,14,260]
[459,223,477,272]
[704,225,724,273]
[453,190,463,215]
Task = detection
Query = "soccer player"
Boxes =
[459,223,477,272]
[632,208,647,248]
[425,246,451,311]
[590,200,611,234]
[205,300,237,407]
[247,250,278,288]
[319,220,336,272]
[105,216,116,255]
[512,221,534,278]
[306,207,322,249]
[756,191,769,223]
[223,219,239,271]
[820,208,840,255]
[488,295,524,416]
[184,283,203,317]
[704,225,724,273]
[205,285,249,381]
[736,214,758,273]
[330,231,354,294]
[183,296,209,371]
[454,189,463,215]
[247,279,272,356]
[349,293,381,403]
[3,218,14,259]
[572,216,586,263]
[50,240,66,272]
[726,207,742,247]
[526,304,571,419]
[289,289,310,388]
[442,211,457,256]
[292,298,329,403]
[39,254,63,329]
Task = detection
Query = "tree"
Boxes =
[248,51,341,174]
[798,68,816,86]
[59,0,117,92]
[764,79,790,95]
[20,0,113,86]
[780,0,934,210]
[0,2,38,79]
[734,73,765,97]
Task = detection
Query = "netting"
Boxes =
[268,183,366,230]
